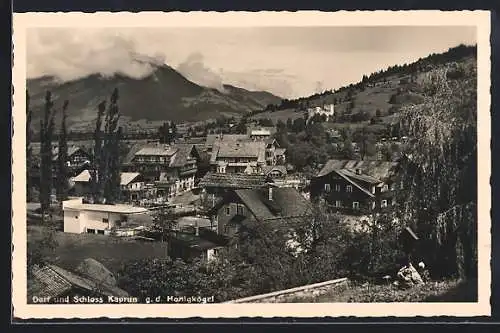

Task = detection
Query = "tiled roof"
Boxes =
[316,159,398,179]
[198,172,268,189]
[29,265,73,298]
[29,263,130,298]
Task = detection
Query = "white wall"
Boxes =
[82,211,123,231]
[63,209,124,234]
[64,209,83,233]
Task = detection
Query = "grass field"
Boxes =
[28,225,169,274]
[289,279,477,303]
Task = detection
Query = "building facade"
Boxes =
[62,198,148,234]
[310,159,400,215]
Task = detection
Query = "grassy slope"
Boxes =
[28,225,168,275]
[249,56,476,132]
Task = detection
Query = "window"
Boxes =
[381,200,388,208]
[346,185,353,192]
[75,215,78,219]
[97,230,105,235]
[102,218,109,223]
[382,184,389,192]
[324,183,331,192]
[237,204,245,216]
[335,200,341,208]
[334,184,341,192]
[87,228,95,234]
[352,202,360,210]
[225,206,231,215]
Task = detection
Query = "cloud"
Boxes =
[27,29,166,82]
[176,52,227,93]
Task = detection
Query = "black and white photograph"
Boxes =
[12,11,491,318]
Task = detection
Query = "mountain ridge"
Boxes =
[26,63,283,131]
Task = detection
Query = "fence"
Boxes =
[226,277,348,303]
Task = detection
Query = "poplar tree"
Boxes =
[39,91,57,217]
[56,100,70,202]
[91,88,122,204]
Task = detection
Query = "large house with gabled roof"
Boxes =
[310,159,401,214]
[121,143,198,200]
[206,185,312,237]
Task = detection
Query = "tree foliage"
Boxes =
[397,63,477,279]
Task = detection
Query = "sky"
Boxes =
[26,26,477,99]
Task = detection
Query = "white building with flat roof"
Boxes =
[62,198,148,234]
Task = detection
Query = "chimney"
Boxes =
[268,186,273,201]
[356,168,362,175]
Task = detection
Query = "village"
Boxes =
[25,42,478,304]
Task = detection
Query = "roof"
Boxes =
[205,134,249,149]
[250,129,271,136]
[29,265,73,298]
[261,165,287,176]
[120,172,141,185]
[122,143,147,164]
[275,148,286,156]
[211,141,266,163]
[337,169,381,185]
[64,201,148,214]
[316,159,398,179]
[234,187,313,222]
[72,169,92,183]
[332,170,375,198]
[198,172,268,189]
[51,146,86,161]
[169,144,195,168]
[29,264,129,298]
[135,146,177,156]
[247,126,276,136]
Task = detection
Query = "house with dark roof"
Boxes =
[210,141,266,174]
[168,228,228,263]
[197,172,270,210]
[29,145,92,189]
[310,159,401,214]
[206,186,313,237]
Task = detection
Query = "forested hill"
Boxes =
[255,44,476,120]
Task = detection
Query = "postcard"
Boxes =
[12,10,491,319]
